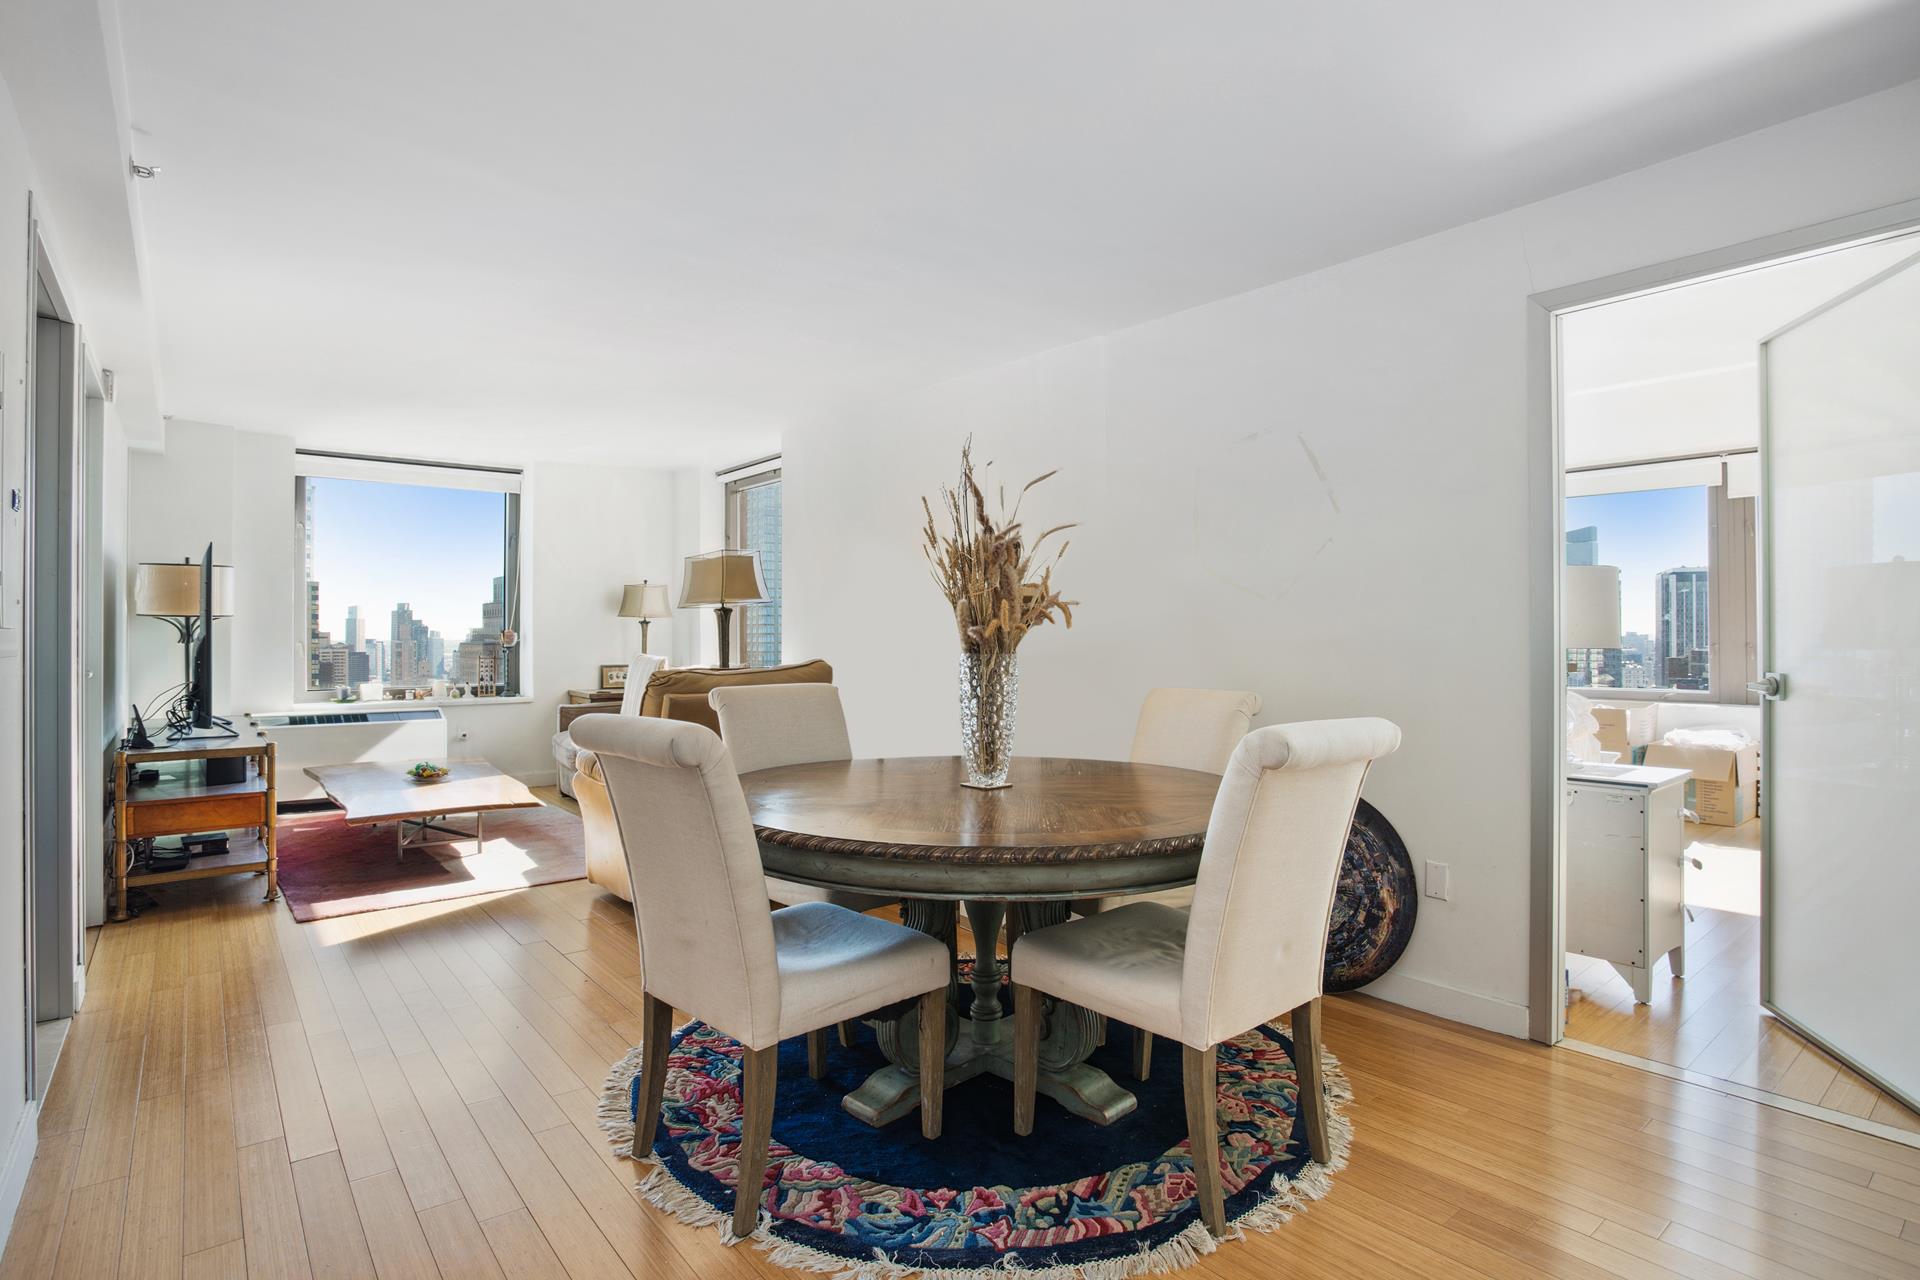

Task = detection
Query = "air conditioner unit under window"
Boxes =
[245,708,449,802]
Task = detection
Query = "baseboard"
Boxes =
[1358,971,1531,1039]
[0,1100,40,1256]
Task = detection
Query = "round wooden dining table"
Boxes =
[739,755,1221,1128]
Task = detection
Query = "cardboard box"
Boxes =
[1640,740,1758,826]
[1590,707,1631,762]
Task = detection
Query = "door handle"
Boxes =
[1747,673,1785,700]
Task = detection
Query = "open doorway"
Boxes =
[22,215,104,1105]
[1552,229,1920,1136]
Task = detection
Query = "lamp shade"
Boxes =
[1564,564,1621,650]
[134,561,235,618]
[678,550,771,607]
[618,581,672,619]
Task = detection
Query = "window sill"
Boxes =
[294,696,535,711]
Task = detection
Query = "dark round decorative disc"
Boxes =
[1324,799,1417,992]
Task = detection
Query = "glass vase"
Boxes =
[957,650,1019,789]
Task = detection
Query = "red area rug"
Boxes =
[274,804,587,921]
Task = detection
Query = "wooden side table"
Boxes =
[564,688,623,705]
[113,739,278,922]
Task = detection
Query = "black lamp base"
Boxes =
[712,605,733,669]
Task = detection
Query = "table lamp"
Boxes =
[678,549,770,669]
[1564,564,1622,679]
[618,580,672,654]
[135,558,235,693]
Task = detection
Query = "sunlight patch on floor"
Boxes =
[1683,818,1760,916]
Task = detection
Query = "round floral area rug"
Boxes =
[596,1008,1353,1278]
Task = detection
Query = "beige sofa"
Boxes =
[570,660,833,899]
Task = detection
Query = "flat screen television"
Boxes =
[190,541,215,730]
[169,542,234,742]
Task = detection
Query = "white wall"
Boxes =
[129,421,686,781]
[786,78,1920,1037]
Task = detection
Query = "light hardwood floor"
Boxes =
[8,872,1920,1278]
[1565,820,1919,1136]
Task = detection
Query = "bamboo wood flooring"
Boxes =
[5,858,1919,1276]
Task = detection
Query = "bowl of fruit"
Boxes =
[406,762,450,783]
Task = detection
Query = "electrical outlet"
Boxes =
[1424,860,1450,901]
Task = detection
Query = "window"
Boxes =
[1564,460,1756,702]
[726,467,783,668]
[296,454,522,697]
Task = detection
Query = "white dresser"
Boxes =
[1565,763,1692,1004]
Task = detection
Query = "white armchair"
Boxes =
[573,714,949,1240]
[1011,717,1401,1237]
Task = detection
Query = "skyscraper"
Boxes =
[1565,525,1599,566]
[345,604,363,653]
[1655,567,1710,688]
[305,479,326,687]
[456,576,507,687]
[390,603,432,686]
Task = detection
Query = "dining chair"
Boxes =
[710,686,897,900]
[1129,686,1263,775]
[1011,717,1400,1237]
[1075,686,1262,1069]
[573,713,950,1240]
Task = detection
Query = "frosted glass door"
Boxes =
[1760,247,1920,1110]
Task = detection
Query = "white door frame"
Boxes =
[21,203,91,1102]
[1523,197,1920,1045]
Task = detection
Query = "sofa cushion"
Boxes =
[640,660,834,733]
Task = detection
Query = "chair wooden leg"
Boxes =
[917,989,945,1139]
[1290,997,1330,1164]
[1011,983,1041,1136]
[732,1045,778,1241]
[1132,1027,1153,1081]
[806,1027,828,1080]
[1182,1042,1225,1237]
[836,1020,854,1048]
[635,992,674,1159]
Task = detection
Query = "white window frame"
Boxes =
[293,450,524,701]
[721,457,782,668]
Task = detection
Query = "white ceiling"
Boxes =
[116,1,1920,467]
[1562,232,1920,469]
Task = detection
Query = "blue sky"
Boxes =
[1566,487,1709,637]
[307,478,506,644]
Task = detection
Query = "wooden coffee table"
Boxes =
[304,757,541,860]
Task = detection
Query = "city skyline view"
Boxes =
[1565,486,1709,636]
[306,476,509,645]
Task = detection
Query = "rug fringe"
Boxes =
[596,1029,1354,1278]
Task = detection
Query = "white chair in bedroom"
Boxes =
[1010,717,1401,1238]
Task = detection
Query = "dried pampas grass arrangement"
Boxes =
[921,438,1077,659]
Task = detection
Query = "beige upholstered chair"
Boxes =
[1011,717,1400,1237]
[709,684,895,916]
[1130,687,1263,774]
[573,714,948,1239]
[572,660,834,899]
[1074,687,1261,921]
